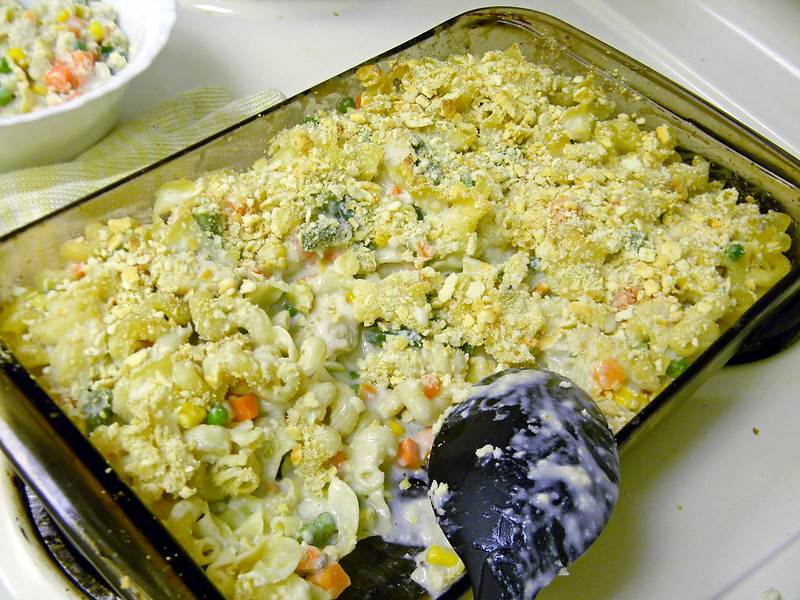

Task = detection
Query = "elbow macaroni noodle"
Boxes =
[0,46,793,598]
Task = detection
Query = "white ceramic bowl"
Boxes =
[0,0,176,172]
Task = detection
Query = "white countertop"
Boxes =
[2,1,799,599]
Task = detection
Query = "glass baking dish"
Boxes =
[1,7,798,600]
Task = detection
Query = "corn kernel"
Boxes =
[426,545,460,567]
[88,21,105,41]
[7,47,27,68]
[374,232,389,248]
[31,83,47,95]
[75,5,87,18]
[387,420,404,437]
[56,8,70,22]
[344,291,355,303]
[614,386,641,411]
[176,403,206,429]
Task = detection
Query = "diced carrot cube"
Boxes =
[70,263,85,279]
[228,393,259,421]
[307,562,351,599]
[43,63,77,93]
[421,373,440,399]
[592,358,626,391]
[397,438,422,469]
[612,287,638,311]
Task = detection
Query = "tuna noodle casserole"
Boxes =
[0,46,792,598]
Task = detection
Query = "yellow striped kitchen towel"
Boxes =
[0,86,284,236]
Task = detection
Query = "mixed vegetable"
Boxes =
[0,0,128,117]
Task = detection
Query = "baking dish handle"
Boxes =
[729,293,800,364]
[0,348,224,600]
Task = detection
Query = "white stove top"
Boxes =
[1,1,798,598]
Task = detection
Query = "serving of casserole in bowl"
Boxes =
[0,7,798,600]
[0,0,175,171]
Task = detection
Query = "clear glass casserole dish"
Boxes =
[0,7,798,600]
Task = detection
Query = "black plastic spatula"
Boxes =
[427,369,621,600]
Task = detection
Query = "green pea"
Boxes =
[206,404,229,426]
[313,512,337,539]
[0,57,11,74]
[336,96,356,113]
[460,343,474,355]
[74,40,88,51]
[101,44,114,55]
[0,88,13,107]
[666,358,688,379]
[302,116,318,125]
[726,243,745,261]
[298,512,338,547]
